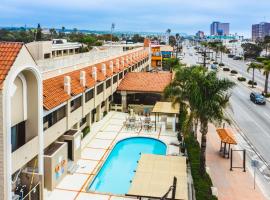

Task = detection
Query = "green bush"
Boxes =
[248,80,257,86]
[223,67,230,71]
[213,61,218,64]
[104,111,108,117]
[237,77,246,82]
[185,135,217,200]
[264,93,270,98]
[230,70,238,74]
[82,126,90,138]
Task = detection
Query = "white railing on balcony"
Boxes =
[39,47,147,79]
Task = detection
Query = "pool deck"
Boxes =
[46,111,180,200]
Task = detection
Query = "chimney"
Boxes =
[110,61,114,73]
[102,63,106,76]
[116,59,120,69]
[64,76,71,95]
[80,71,86,87]
[92,66,97,81]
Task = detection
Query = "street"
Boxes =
[182,45,270,165]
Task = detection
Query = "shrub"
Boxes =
[219,63,225,66]
[223,67,230,71]
[213,61,218,64]
[211,59,215,61]
[82,126,90,138]
[248,80,257,85]
[231,70,238,74]
[237,77,246,82]
[185,135,218,200]
[104,111,108,116]
[264,93,270,98]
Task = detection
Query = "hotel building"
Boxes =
[0,41,151,200]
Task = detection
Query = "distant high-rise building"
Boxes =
[196,31,205,39]
[210,22,230,36]
[252,22,270,41]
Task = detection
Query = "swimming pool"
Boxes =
[89,137,166,194]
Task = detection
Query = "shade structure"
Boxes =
[216,128,237,145]
[127,154,188,200]
[152,101,180,114]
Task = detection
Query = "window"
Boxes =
[124,70,128,75]
[71,96,82,112]
[11,121,26,152]
[119,72,123,79]
[106,79,111,89]
[44,53,51,59]
[85,89,94,102]
[113,75,118,84]
[101,101,105,108]
[97,84,104,95]
[43,105,66,130]
[80,116,87,127]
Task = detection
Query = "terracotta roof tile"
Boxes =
[43,50,149,110]
[117,72,172,93]
[0,42,23,89]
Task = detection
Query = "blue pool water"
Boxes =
[89,137,166,194]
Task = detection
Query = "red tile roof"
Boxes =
[117,72,172,93]
[43,50,149,110]
[0,42,23,89]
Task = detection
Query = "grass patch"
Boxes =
[185,135,217,200]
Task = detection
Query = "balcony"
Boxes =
[12,136,39,173]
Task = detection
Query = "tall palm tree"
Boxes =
[247,62,262,88]
[188,70,235,175]
[262,60,270,94]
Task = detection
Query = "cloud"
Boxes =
[1,0,270,37]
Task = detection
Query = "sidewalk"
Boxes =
[203,123,267,200]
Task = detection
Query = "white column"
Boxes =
[172,114,176,132]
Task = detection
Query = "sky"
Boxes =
[1,0,270,38]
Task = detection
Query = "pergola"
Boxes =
[216,128,237,158]
[117,72,172,112]
[152,101,179,132]
[126,154,188,200]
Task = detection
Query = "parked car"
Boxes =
[233,56,242,60]
[250,92,266,105]
[228,54,235,58]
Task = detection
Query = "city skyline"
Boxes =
[2,0,270,38]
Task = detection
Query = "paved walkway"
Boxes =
[46,111,179,200]
[204,123,267,200]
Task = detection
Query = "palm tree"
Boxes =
[247,62,262,88]
[187,69,235,175]
[262,60,270,94]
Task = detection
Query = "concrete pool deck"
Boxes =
[46,111,180,200]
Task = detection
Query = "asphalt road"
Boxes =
[182,45,270,165]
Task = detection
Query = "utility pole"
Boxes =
[197,47,212,67]
[111,23,115,45]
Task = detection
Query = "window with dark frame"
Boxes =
[43,105,66,130]
[119,72,123,79]
[97,83,104,95]
[106,79,111,88]
[113,75,118,83]
[85,89,94,102]
[71,96,82,112]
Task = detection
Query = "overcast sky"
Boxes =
[1,0,270,37]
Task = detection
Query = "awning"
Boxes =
[216,128,237,144]
[152,101,179,114]
[127,154,188,200]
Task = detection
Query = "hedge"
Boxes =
[231,70,238,74]
[185,135,217,200]
[237,77,246,82]
[219,63,225,66]
[223,67,230,71]
[248,80,257,86]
